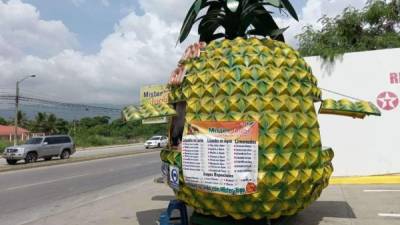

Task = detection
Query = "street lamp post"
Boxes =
[14,75,36,146]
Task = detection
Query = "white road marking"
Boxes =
[378,213,400,218]
[3,173,92,191]
[364,190,400,192]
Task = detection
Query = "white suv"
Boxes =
[144,136,168,149]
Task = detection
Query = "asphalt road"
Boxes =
[0,150,161,225]
[0,143,147,166]
[0,148,399,225]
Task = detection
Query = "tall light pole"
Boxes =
[14,75,36,146]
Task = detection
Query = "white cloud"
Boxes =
[0,2,195,104]
[71,0,109,7]
[138,0,192,24]
[0,0,370,107]
[0,0,78,58]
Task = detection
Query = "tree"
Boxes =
[46,113,57,134]
[297,0,400,61]
[17,111,29,128]
[55,118,69,134]
[0,117,8,125]
[31,112,47,133]
[79,116,110,128]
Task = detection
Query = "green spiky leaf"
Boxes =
[263,0,280,7]
[178,0,299,43]
[178,0,206,44]
[227,0,240,12]
[280,0,298,20]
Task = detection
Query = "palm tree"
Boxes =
[55,118,69,134]
[17,110,29,128]
[46,114,57,134]
[32,112,47,133]
[178,0,298,43]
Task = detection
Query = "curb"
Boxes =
[76,143,144,151]
[330,175,400,184]
[0,149,160,173]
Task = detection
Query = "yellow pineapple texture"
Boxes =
[161,37,334,219]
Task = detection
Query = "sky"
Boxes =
[0,0,369,106]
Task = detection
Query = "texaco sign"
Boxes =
[377,91,399,111]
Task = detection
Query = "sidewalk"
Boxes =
[24,179,400,225]
[23,178,400,225]
[25,178,174,225]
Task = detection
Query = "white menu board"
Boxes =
[182,121,259,195]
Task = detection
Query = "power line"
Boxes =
[319,87,363,101]
[0,95,122,114]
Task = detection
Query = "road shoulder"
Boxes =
[25,179,173,225]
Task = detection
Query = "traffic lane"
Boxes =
[0,150,160,192]
[0,143,149,166]
[0,152,161,215]
[285,184,400,225]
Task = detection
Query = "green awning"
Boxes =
[319,99,381,119]
[122,102,176,122]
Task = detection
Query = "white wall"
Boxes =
[305,48,400,176]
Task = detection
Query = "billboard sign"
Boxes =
[140,84,170,124]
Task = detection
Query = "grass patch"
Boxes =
[0,140,12,154]
[73,135,131,148]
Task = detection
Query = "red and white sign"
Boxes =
[390,72,400,84]
[376,91,399,111]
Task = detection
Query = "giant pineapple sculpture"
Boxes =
[123,0,381,220]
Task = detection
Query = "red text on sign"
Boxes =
[390,72,399,84]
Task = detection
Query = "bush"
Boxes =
[0,140,12,154]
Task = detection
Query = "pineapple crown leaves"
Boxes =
[178,0,299,44]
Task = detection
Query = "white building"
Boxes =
[305,48,400,176]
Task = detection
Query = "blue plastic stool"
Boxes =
[159,200,188,225]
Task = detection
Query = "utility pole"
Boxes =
[14,75,36,146]
[14,82,19,146]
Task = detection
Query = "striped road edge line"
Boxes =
[364,189,400,192]
[378,213,400,218]
[330,175,400,184]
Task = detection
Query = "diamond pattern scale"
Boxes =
[319,99,381,119]
[122,102,176,121]
[162,38,334,219]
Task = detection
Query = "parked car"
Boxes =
[2,135,76,165]
[144,135,168,149]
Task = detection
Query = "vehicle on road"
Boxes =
[2,135,76,165]
[144,135,168,149]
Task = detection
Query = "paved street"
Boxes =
[0,151,162,225]
[0,143,146,166]
[287,184,400,225]
[0,150,399,225]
